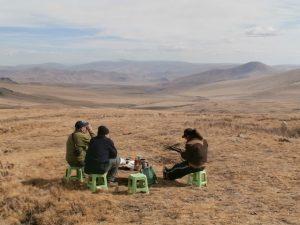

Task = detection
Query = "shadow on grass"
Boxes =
[21,177,88,190]
[152,177,190,188]
[21,176,189,193]
[111,177,189,196]
[117,176,189,188]
[116,177,129,186]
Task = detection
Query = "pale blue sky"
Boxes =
[0,0,299,65]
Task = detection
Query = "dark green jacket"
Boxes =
[66,131,95,166]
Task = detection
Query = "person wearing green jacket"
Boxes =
[66,121,95,167]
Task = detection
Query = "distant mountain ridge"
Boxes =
[0,68,133,84]
[0,60,236,85]
[71,60,235,78]
[1,60,297,87]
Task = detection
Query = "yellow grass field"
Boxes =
[1,104,299,225]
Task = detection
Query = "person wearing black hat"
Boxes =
[163,128,208,180]
[84,125,120,183]
[66,121,95,167]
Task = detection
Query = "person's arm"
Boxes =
[180,151,188,160]
[73,134,86,155]
[107,139,118,159]
[86,124,96,138]
[203,139,208,148]
[180,144,189,160]
[75,133,91,152]
[164,143,184,153]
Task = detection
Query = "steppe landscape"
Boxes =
[0,61,300,225]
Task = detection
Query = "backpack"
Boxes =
[141,166,158,186]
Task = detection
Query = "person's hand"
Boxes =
[164,145,183,153]
[86,124,93,132]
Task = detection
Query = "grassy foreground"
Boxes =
[0,107,299,225]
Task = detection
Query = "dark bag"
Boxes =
[141,166,158,186]
[72,133,81,157]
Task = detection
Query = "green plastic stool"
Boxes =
[128,173,149,194]
[87,173,108,192]
[65,166,84,182]
[187,170,207,187]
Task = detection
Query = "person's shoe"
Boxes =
[109,181,118,187]
[108,178,118,187]
[164,166,170,171]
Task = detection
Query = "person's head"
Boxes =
[97,125,110,137]
[75,120,89,133]
[182,128,203,141]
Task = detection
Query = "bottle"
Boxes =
[134,157,138,171]
[134,156,142,171]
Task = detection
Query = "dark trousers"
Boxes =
[68,161,84,168]
[165,161,204,180]
[84,157,120,182]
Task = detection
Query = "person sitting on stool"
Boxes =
[66,121,95,168]
[84,126,120,184]
[163,128,208,180]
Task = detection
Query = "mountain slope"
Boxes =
[180,68,300,100]
[164,62,274,91]
[249,68,300,99]
[0,87,15,96]
[0,77,17,84]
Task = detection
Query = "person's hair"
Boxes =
[183,128,203,140]
[97,125,109,137]
[193,129,203,140]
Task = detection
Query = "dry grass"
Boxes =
[0,106,299,225]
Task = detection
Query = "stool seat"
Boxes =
[65,166,84,182]
[187,170,207,187]
[128,173,149,194]
[87,173,108,192]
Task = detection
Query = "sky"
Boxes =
[0,0,299,65]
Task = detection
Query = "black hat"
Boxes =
[98,125,109,136]
[75,120,89,129]
[182,128,194,138]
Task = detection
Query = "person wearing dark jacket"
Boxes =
[84,126,120,182]
[163,128,208,180]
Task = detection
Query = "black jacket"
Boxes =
[181,138,208,168]
[84,136,118,174]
